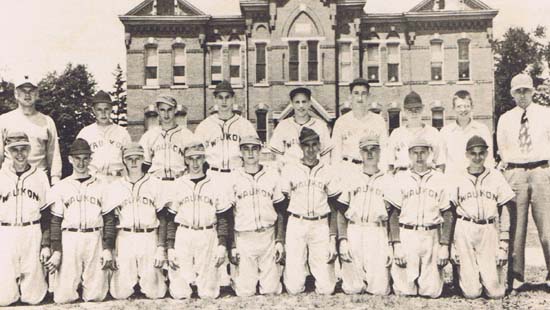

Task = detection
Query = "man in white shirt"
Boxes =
[496,73,550,293]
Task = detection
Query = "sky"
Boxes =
[0,0,548,91]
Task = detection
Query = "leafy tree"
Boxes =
[0,79,17,115]
[110,64,127,127]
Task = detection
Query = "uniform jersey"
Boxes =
[76,123,131,174]
[139,125,194,179]
[388,124,445,168]
[0,109,62,179]
[103,174,167,230]
[0,165,50,224]
[451,168,514,221]
[269,117,333,164]
[337,170,390,223]
[194,114,258,171]
[279,162,340,217]
[384,169,450,226]
[50,176,111,229]
[229,167,284,232]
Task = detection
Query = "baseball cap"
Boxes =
[155,95,177,108]
[466,135,488,151]
[175,103,187,116]
[349,78,370,92]
[408,136,431,150]
[69,138,92,156]
[15,75,38,89]
[4,132,31,149]
[404,91,423,109]
[144,103,158,116]
[510,73,534,93]
[213,80,235,95]
[289,87,311,100]
[183,140,206,157]
[240,135,262,147]
[122,142,145,158]
[359,135,380,150]
[299,127,320,145]
[92,90,112,105]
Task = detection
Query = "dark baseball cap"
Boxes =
[289,87,311,100]
[299,127,320,145]
[349,78,370,92]
[213,80,235,95]
[466,135,488,151]
[69,138,92,156]
[92,90,112,105]
[404,91,423,109]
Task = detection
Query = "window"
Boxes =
[365,43,380,83]
[256,43,267,84]
[210,45,222,85]
[388,109,401,134]
[307,41,319,81]
[173,46,186,85]
[432,108,445,130]
[339,42,352,83]
[288,40,319,82]
[229,45,241,84]
[289,41,300,82]
[387,43,400,83]
[430,40,443,81]
[145,46,158,86]
[458,39,470,81]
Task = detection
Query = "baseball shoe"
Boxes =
[509,279,525,296]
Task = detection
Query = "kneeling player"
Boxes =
[166,141,230,299]
[0,132,50,306]
[280,127,339,295]
[229,136,286,296]
[45,139,116,303]
[337,135,392,295]
[385,137,453,298]
[450,136,514,299]
[106,142,168,299]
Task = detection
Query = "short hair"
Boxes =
[452,90,473,107]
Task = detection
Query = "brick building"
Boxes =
[120,0,498,141]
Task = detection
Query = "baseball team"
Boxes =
[0,72,549,306]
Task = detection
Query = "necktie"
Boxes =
[518,109,532,154]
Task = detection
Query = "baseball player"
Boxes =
[0,132,51,306]
[165,140,231,299]
[450,136,514,299]
[45,139,116,303]
[269,87,333,166]
[336,135,392,295]
[105,142,168,299]
[385,136,453,298]
[0,75,62,184]
[139,95,194,180]
[76,90,131,178]
[228,135,286,297]
[279,127,340,295]
[388,91,446,172]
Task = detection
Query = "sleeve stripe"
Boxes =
[497,195,515,207]
[50,210,64,218]
[272,197,285,204]
[327,191,341,198]
[383,197,401,209]
[320,145,334,156]
[268,146,284,155]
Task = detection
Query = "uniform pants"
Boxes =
[284,216,336,295]
[168,227,219,299]
[0,225,47,306]
[504,166,550,283]
[110,230,167,299]
[231,227,282,296]
[391,228,443,298]
[454,220,505,298]
[341,223,391,295]
[53,231,108,303]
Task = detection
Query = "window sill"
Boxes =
[369,82,382,87]
[232,84,244,89]
[171,85,189,89]
[284,81,324,86]
[457,80,474,85]
[428,81,446,85]
[253,83,270,88]
[385,82,403,87]
[142,85,160,90]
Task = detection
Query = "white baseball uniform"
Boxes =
[76,123,131,176]
[228,167,284,296]
[388,125,445,169]
[0,165,50,306]
[279,161,340,295]
[104,175,168,299]
[139,125,194,180]
[167,175,231,299]
[384,169,450,298]
[450,168,515,298]
[269,117,333,165]
[337,170,392,295]
[49,175,112,303]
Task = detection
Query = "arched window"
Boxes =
[458,38,471,81]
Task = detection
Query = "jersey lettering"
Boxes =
[457,190,498,204]
[0,188,40,203]
[64,195,102,208]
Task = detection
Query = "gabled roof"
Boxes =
[125,0,206,16]
[364,0,494,14]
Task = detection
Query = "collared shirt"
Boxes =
[450,168,514,221]
[337,170,390,223]
[497,103,550,163]
[440,119,494,175]
[0,165,49,224]
[279,162,340,217]
[229,167,284,232]
[384,169,450,226]
[388,124,445,168]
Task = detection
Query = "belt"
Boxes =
[0,219,41,227]
[457,215,496,225]
[210,167,232,173]
[177,223,216,230]
[238,225,275,233]
[507,160,548,170]
[394,167,408,171]
[161,177,175,181]
[63,227,102,233]
[290,213,329,221]
[399,223,440,231]
[349,220,387,227]
[120,227,156,233]
[342,157,363,165]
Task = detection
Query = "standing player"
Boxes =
[229,135,286,297]
[139,95,193,180]
[45,139,116,303]
[450,136,514,299]
[269,87,332,166]
[165,141,231,299]
[76,90,131,178]
[105,142,168,300]
[336,135,392,295]
[388,91,445,172]
[385,137,453,298]
[0,75,62,184]
[280,127,340,295]
[0,132,51,306]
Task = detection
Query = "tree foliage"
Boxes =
[110,64,127,127]
[0,80,17,115]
